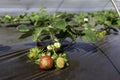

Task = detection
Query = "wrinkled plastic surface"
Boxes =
[0,28,120,80]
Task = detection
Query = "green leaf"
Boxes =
[4,14,12,19]
[117,18,120,25]
[16,25,29,32]
[19,28,34,39]
[82,30,97,43]
[67,30,76,42]
[52,19,66,31]
[95,16,105,24]
[104,20,111,26]
[82,24,97,43]
[32,27,48,41]
[30,14,40,22]
[75,13,88,19]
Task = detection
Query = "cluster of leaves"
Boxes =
[91,10,120,34]
[0,13,28,24]
[17,8,107,43]
[2,8,119,44]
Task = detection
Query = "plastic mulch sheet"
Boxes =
[0,28,120,80]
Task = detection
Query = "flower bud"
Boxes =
[54,42,61,49]
[47,45,52,51]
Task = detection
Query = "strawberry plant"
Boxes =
[0,8,119,70]
[16,8,110,70]
[17,8,78,43]
[91,10,120,34]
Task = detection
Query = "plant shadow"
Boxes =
[63,41,97,53]
[24,42,36,46]
[0,44,11,52]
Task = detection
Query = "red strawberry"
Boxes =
[40,56,53,70]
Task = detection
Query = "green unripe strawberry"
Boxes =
[51,54,58,60]
[28,52,37,59]
[28,47,40,59]
[56,57,65,69]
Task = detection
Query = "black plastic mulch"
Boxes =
[0,34,120,80]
